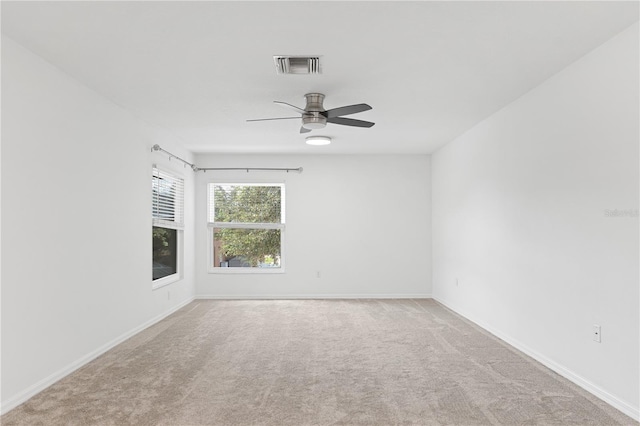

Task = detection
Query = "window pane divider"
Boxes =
[209,222,284,230]
[153,219,185,230]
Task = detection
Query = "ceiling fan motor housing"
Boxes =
[302,112,326,129]
[304,93,325,111]
[302,93,327,129]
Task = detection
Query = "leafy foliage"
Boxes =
[152,226,177,278]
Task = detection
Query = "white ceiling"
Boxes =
[2,1,638,154]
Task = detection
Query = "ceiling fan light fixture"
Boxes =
[306,136,331,146]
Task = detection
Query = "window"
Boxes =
[208,183,285,272]
[152,166,184,287]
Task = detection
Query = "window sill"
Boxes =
[152,273,182,290]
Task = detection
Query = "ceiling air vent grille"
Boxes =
[274,56,321,75]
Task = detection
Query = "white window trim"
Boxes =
[207,182,285,274]
[152,165,185,289]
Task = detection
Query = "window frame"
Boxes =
[152,165,185,289]
[207,182,285,274]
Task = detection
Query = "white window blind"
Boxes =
[152,166,184,229]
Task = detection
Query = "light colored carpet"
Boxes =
[1,299,636,425]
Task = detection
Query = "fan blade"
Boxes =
[274,101,306,114]
[327,117,375,128]
[246,117,300,122]
[323,103,372,118]
[300,126,312,134]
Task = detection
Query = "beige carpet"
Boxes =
[2,299,636,425]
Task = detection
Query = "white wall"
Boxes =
[1,37,196,412]
[432,23,639,418]
[195,154,431,298]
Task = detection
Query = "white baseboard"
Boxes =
[196,294,433,300]
[433,296,639,421]
[0,296,195,415]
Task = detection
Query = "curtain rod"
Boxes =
[199,167,303,173]
[151,144,198,171]
[151,144,303,173]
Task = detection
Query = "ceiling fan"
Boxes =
[247,93,375,134]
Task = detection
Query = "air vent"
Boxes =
[274,56,321,75]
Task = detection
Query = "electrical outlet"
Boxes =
[593,324,601,343]
[316,271,321,279]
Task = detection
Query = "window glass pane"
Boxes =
[153,226,177,279]
[213,228,281,268]
[213,185,281,224]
